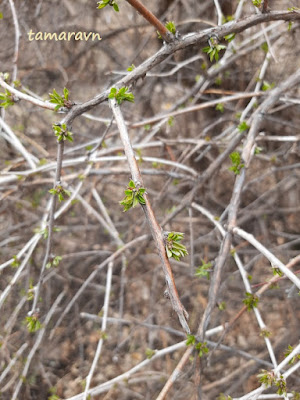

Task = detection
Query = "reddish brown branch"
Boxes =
[125,0,174,42]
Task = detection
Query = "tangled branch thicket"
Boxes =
[0,1,300,399]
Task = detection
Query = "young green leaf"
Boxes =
[109,87,134,105]
[97,0,119,12]
[195,341,209,358]
[52,123,73,142]
[11,255,20,268]
[165,232,188,261]
[0,89,15,109]
[25,315,42,333]
[157,21,176,39]
[229,151,244,175]
[49,88,72,111]
[195,260,212,280]
[252,0,262,7]
[127,64,135,72]
[243,292,259,310]
[186,334,196,346]
[49,185,71,202]
[224,33,235,42]
[120,180,146,211]
[203,38,226,63]
[238,121,250,132]
[216,103,224,113]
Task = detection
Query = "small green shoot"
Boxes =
[168,116,174,126]
[238,121,250,133]
[48,387,61,400]
[119,180,146,212]
[157,21,176,39]
[195,341,209,358]
[49,88,72,111]
[254,146,263,155]
[11,255,20,268]
[97,0,119,12]
[243,292,259,310]
[262,81,275,91]
[145,348,156,359]
[186,334,196,346]
[127,64,135,71]
[284,345,300,364]
[252,0,262,7]
[165,21,176,34]
[46,256,62,269]
[261,42,269,53]
[52,123,73,142]
[224,33,235,42]
[217,394,233,400]
[216,103,224,113]
[27,283,35,301]
[229,152,244,175]
[203,37,226,62]
[275,376,287,396]
[186,335,208,357]
[49,185,71,202]
[108,87,135,105]
[25,315,42,333]
[272,267,283,277]
[195,260,212,280]
[38,228,48,239]
[165,232,188,261]
[260,328,271,338]
[257,369,274,387]
[0,89,15,109]
[218,302,226,311]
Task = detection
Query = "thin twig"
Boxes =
[233,227,300,290]
[84,262,113,399]
[213,0,224,26]
[29,140,65,315]
[0,73,56,110]
[8,0,20,82]
[109,97,190,334]
[50,234,149,337]
[65,326,224,400]
[11,292,65,400]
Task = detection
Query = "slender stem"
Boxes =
[12,292,65,400]
[8,0,20,82]
[29,140,64,315]
[0,74,56,110]
[109,97,190,334]
[83,262,113,399]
